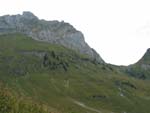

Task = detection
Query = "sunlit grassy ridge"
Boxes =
[0,33,150,113]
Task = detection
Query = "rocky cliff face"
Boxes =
[0,11,104,63]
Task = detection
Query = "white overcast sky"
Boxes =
[0,0,150,65]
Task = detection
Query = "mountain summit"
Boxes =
[0,11,104,63]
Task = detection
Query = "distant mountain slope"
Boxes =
[0,11,104,63]
[125,48,150,79]
[137,48,150,65]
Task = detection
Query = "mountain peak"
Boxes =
[146,48,150,53]
[22,11,38,19]
[136,48,150,65]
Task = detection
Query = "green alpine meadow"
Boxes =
[0,12,150,113]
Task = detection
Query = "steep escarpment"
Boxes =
[0,11,104,63]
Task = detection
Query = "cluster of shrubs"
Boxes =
[43,51,69,72]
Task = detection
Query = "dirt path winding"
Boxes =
[71,99,102,113]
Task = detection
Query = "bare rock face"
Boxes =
[0,11,104,63]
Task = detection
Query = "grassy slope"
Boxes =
[0,34,150,113]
